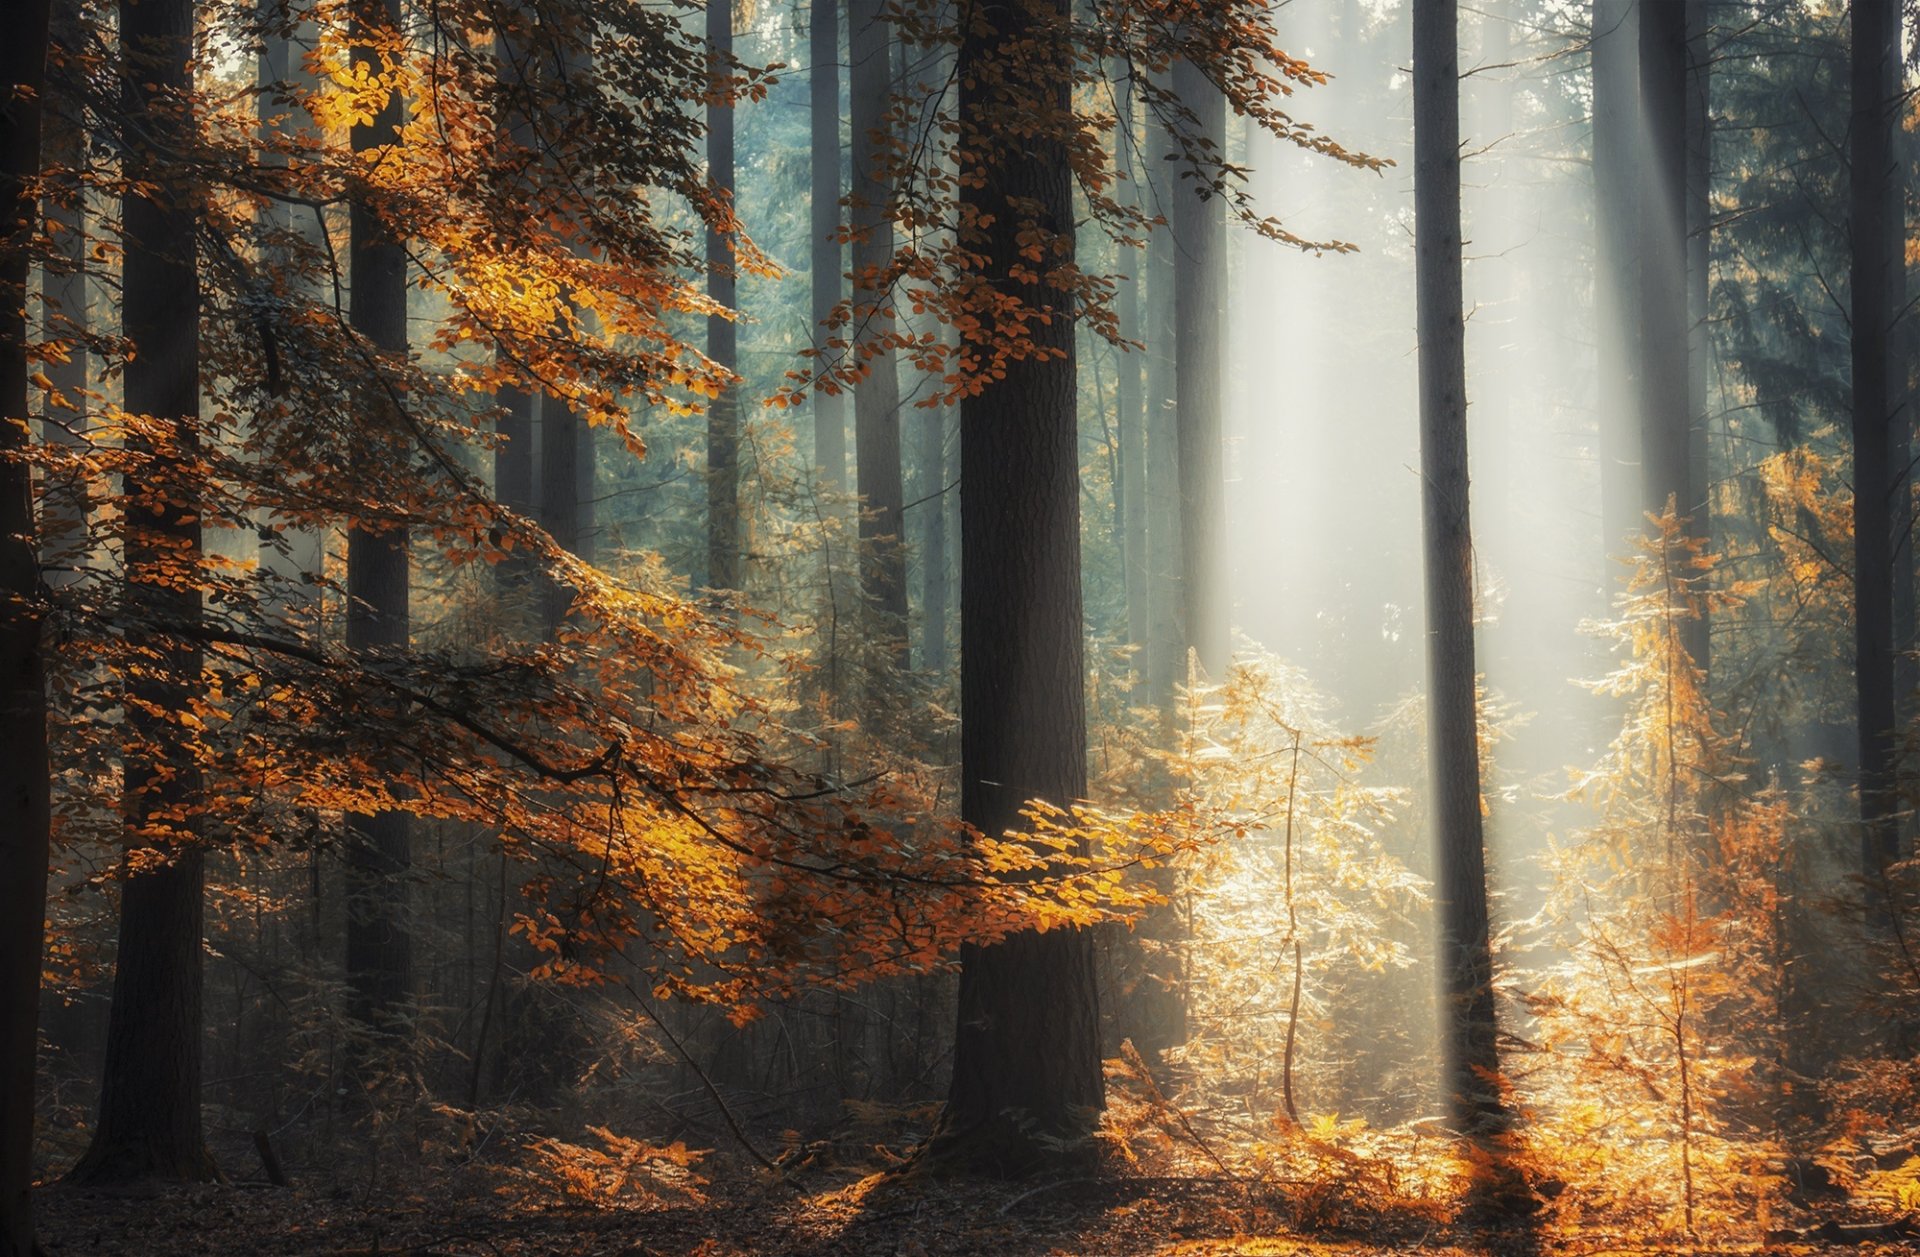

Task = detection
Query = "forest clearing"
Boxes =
[7,0,1920,1252]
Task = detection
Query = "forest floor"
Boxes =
[31,1164,1920,1256]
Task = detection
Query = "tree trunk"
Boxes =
[1593,0,1641,560]
[0,0,53,1244]
[1684,0,1711,675]
[1851,0,1901,890]
[932,0,1101,1175]
[1172,51,1228,679]
[918,404,949,674]
[811,0,846,495]
[1144,103,1181,715]
[1413,0,1504,1138]
[707,0,739,597]
[343,0,412,1043]
[1639,0,1703,667]
[72,0,216,1182]
[850,0,907,657]
[41,25,87,593]
[1114,60,1147,652]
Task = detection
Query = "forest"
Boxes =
[6,0,1920,1252]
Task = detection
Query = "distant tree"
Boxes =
[1593,0,1641,561]
[1413,0,1504,1137]
[342,0,413,1048]
[71,0,217,1182]
[811,0,846,494]
[850,0,907,659]
[1172,42,1228,680]
[0,0,54,1243]
[708,0,740,597]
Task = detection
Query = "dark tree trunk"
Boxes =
[1851,0,1901,889]
[1639,0,1704,666]
[0,0,53,1245]
[1172,52,1228,679]
[707,0,739,597]
[541,388,581,626]
[72,0,216,1182]
[1413,0,1504,1138]
[1593,0,1641,560]
[918,404,949,674]
[343,0,411,1042]
[1114,61,1147,651]
[41,34,87,592]
[932,0,1101,1175]
[1684,0,1711,674]
[811,0,846,495]
[850,0,907,655]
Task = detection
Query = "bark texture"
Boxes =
[1851,0,1901,888]
[707,0,740,596]
[1593,0,1641,560]
[933,0,1102,1175]
[0,0,53,1244]
[811,0,846,494]
[1414,0,1504,1138]
[343,0,412,1043]
[73,0,216,1182]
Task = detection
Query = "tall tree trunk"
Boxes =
[1172,50,1228,679]
[1851,0,1901,892]
[255,0,324,616]
[1144,105,1181,715]
[811,0,846,495]
[1639,0,1703,667]
[1414,0,1504,1138]
[343,0,411,1043]
[1684,0,1711,675]
[918,404,948,674]
[1593,0,1641,560]
[41,27,87,593]
[706,0,739,597]
[72,0,216,1182]
[0,0,54,1244]
[706,0,733,598]
[1114,60,1147,652]
[850,0,907,658]
[932,0,1101,1175]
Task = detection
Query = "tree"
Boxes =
[1113,60,1146,652]
[1850,0,1900,894]
[0,0,54,1243]
[1413,0,1504,1137]
[1593,0,1641,561]
[1639,0,1705,670]
[71,0,216,1182]
[850,0,907,657]
[1172,44,1228,679]
[932,0,1102,1173]
[811,0,846,495]
[707,0,740,597]
[342,0,413,1045]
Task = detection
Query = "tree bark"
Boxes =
[850,0,907,656]
[343,0,412,1043]
[1684,0,1711,675]
[1851,0,1901,890]
[1172,50,1228,679]
[1593,0,1641,560]
[1144,104,1181,715]
[707,0,739,597]
[811,0,846,495]
[0,0,54,1245]
[1114,60,1147,653]
[72,0,217,1182]
[932,0,1101,1175]
[1414,0,1504,1138]
[918,404,949,674]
